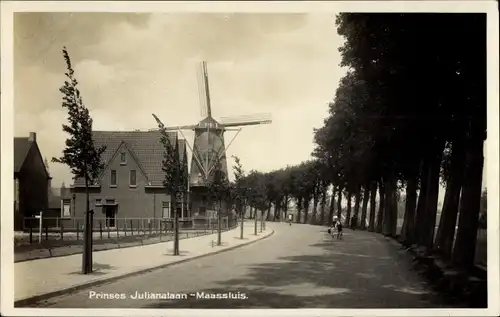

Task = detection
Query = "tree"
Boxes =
[232,155,246,239]
[228,15,485,279]
[52,46,106,274]
[207,154,231,246]
[330,13,485,269]
[367,182,377,231]
[153,114,182,256]
[243,170,266,233]
[360,184,370,230]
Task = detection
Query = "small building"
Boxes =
[14,132,51,231]
[47,186,72,221]
[69,130,189,229]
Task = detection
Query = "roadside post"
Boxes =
[34,211,43,243]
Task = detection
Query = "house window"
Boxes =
[110,170,117,186]
[61,199,71,218]
[129,170,137,187]
[120,152,127,165]
[96,199,102,206]
[162,201,171,218]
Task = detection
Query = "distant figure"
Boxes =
[351,216,357,230]
[332,216,338,229]
[329,216,339,238]
[336,221,343,240]
[288,214,293,225]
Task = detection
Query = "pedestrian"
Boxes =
[336,221,343,240]
[332,216,338,229]
[330,216,339,239]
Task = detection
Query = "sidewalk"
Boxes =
[14,221,273,305]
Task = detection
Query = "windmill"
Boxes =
[153,61,272,216]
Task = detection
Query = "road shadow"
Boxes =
[145,230,461,309]
[163,250,191,257]
[67,263,115,276]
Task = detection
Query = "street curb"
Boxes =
[15,228,275,307]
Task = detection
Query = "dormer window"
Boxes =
[120,152,127,165]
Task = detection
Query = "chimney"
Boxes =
[28,132,36,143]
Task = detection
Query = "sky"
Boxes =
[14,12,346,187]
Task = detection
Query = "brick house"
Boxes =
[69,130,189,228]
[14,132,51,231]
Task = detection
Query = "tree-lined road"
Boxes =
[38,223,453,308]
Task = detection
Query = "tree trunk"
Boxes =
[296,198,302,223]
[368,182,377,231]
[353,185,361,228]
[311,191,319,225]
[336,186,343,220]
[82,175,92,274]
[240,206,244,239]
[304,197,311,224]
[173,193,180,253]
[283,196,289,221]
[401,176,418,244]
[273,199,280,222]
[382,176,393,236]
[345,191,352,226]
[360,183,370,230]
[217,199,222,246]
[414,157,430,245]
[420,139,445,248]
[390,174,399,237]
[266,205,272,221]
[375,180,385,233]
[260,210,265,232]
[452,135,484,271]
[320,185,328,225]
[435,137,465,258]
[327,186,336,226]
[254,208,258,235]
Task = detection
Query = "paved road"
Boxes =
[37,222,452,308]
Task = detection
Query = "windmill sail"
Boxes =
[196,61,213,118]
[196,62,208,117]
[219,113,272,127]
[202,61,212,117]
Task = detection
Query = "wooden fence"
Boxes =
[17,215,238,246]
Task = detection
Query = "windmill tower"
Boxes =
[153,61,272,216]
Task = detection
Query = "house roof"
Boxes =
[14,137,32,173]
[74,130,179,186]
